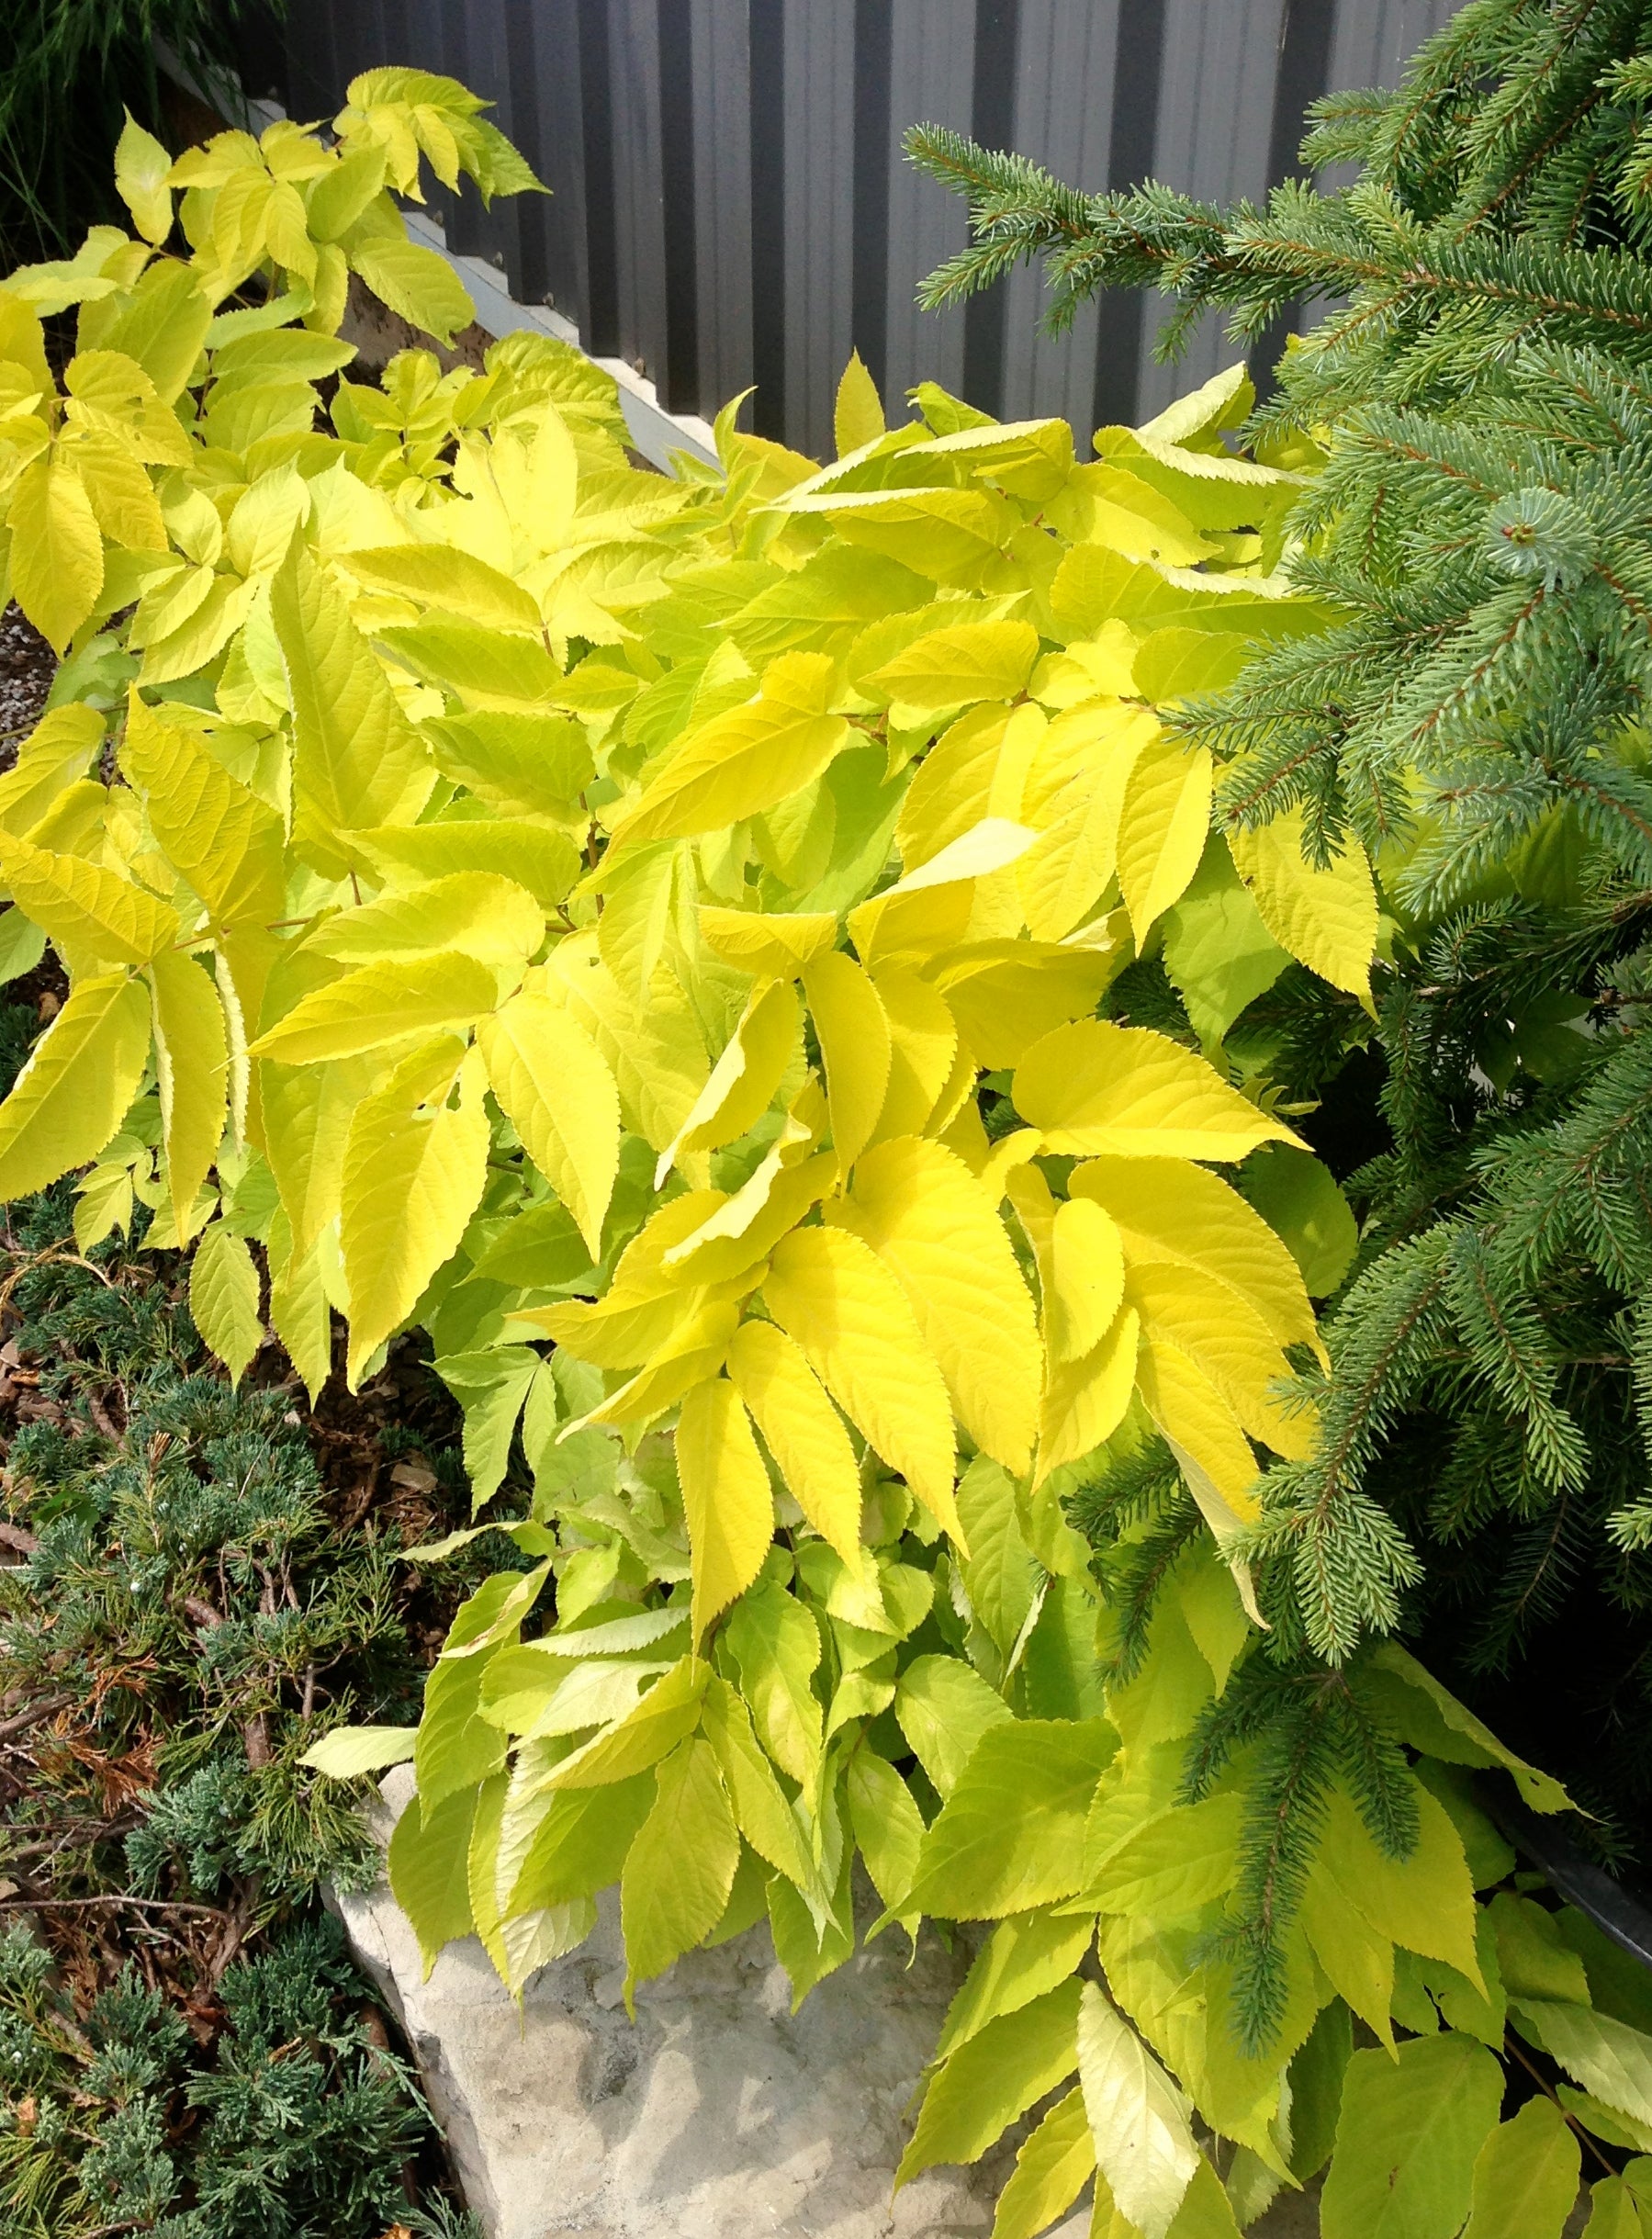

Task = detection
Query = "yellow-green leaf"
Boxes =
[990,2087,1096,2239]
[338,1039,489,1384]
[476,992,619,1255]
[267,1209,332,1405]
[536,1657,710,1792]
[619,1736,739,1997]
[896,1981,1084,2188]
[251,951,500,1065]
[834,349,885,458]
[347,234,475,345]
[189,1218,264,1383]
[906,1718,1115,1918]
[1462,2097,1580,2239]
[271,541,433,877]
[1320,2033,1503,2239]
[8,455,103,652]
[0,831,179,966]
[1319,1783,1483,1988]
[699,1674,812,1885]
[1227,809,1377,1006]
[150,950,227,1231]
[0,972,150,1198]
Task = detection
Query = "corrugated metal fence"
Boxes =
[239,0,1460,459]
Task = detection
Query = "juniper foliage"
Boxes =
[0,1001,478,2236]
[915,1,1652,1907]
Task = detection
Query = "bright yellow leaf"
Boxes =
[677,1377,775,1641]
[657,976,799,1184]
[1037,1305,1141,1483]
[63,428,166,552]
[869,620,1040,714]
[1067,1154,1320,1357]
[352,820,579,912]
[526,401,579,552]
[259,1055,373,1258]
[1134,1332,1262,1530]
[1116,735,1212,945]
[343,543,543,635]
[611,657,849,849]
[698,907,837,978]
[545,933,709,1155]
[120,695,284,928]
[1126,1261,1310,1459]
[727,1316,861,1569]
[1046,1195,1125,1364]
[763,1224,960,1542]
[829,1137,1041,1479]
[803,951,890,1175]
[311,873,545,972]
[932,939,1121,1070]
[0,705,104,839]
[521,1289,688,1370]
[1014,1019,1303,1161]
[271,541,433,877]
[570,1301,739,1428]
[1017,701,1156,940]
[896,703,1041,874]
[871,968,957,1142]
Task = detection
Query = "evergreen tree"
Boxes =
[911,0,1652,1961]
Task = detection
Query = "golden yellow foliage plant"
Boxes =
[0,82,1551,2239]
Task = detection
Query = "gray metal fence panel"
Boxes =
[260,0,1461,458]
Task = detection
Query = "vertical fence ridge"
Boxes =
[747,0,787,438]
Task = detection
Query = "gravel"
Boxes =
[0,603,56,768]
